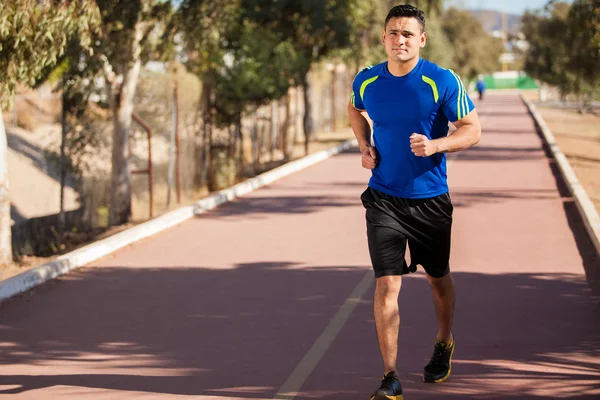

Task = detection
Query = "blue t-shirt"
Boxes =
[351,58,475,199]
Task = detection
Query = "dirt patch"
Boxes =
[534,105,600,215]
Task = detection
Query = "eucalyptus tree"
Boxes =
[92,0,173,225]
[522,2,574,97]
[0,0,100,265]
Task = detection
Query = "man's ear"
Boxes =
[382,29,386,45]
[420,31,427,48]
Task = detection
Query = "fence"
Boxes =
[7,61,356,255]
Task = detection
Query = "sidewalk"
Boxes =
[0,92,598,399]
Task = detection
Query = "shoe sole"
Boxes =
[423,341,455,383]
[370,395,404,400]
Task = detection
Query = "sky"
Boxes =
[447,0,572,15]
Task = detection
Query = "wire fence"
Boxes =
[7,61,356,255]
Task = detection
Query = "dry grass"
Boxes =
[535,105,600,215]
[521,89,600,215]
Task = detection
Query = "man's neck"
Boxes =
[387,57,420,77]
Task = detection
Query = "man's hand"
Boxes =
[361,145,378,169]
[410,133,438,157]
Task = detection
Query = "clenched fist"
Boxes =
[410,133,438,157]
[361,145,378,169]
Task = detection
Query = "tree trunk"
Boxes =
[281,91,291,161]
[206,112,216,192]
[270,101,277,161]
[108,24,143,226]
[331,65,337,132]
[60,82,68,235]
[167,81,177,208]
[252,112,259,174]
[302,78,313,156]
[199,76,214,191]
[0,111,12,266]
[235,115,243,177]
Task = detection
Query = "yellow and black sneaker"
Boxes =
[423,336,455,383]
[370,371,404,400]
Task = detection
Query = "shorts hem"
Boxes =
[374,269,406,278]
[424,266,451,279]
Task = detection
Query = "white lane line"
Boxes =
[273,271,374,400]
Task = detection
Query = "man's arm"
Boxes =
[348,100,377,169]
[410,109,481,157]
[348,100,371,151]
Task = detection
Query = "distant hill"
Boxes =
[469,9,522,35]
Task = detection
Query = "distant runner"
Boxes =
[476,75,486,100]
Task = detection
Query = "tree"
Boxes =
[0,1,100,266]
[93,0,172,226]
[215,20,300,171]
[416,1,454,68]
[442,7,503,83]
[178,0,240,190]
[522,2,574,97]
[567,0,600,110]
[335,0,385,74]
[240,0,354,154]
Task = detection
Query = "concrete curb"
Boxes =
[521,94,600,256]
[0,138,358,303]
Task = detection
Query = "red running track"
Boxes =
[0,92,598,399]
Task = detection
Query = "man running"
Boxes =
[347,5,481,400]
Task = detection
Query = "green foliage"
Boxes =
[178,0,240,77]
[178,0,355,127]
[419,5,454,68]
[94,0,173,69]
[240,0,353,79]
[0,0,100,108]
[214,21,301,126]
[333,0,385,70]
[36,1,174,178]
[522,2,577,95]
[567,0,600,94]
[441,7,503,81]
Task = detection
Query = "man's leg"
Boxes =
[374,275,402,373]
[362,188,406,398]
[422,271,456,383]
[426,272,455,343]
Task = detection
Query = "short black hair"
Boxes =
[385,5,426,32]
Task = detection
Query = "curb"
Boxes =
[521,93,600,256]
[0,138,358,303]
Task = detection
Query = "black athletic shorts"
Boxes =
[360,187,453,279]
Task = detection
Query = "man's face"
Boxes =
[382,17,426,63]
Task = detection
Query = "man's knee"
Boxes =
[376,275,402,298]
[426,272,454,294]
